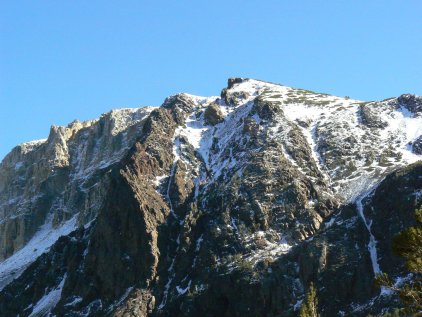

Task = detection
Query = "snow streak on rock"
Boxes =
[28,274,67,317]
[356,191,381,275]
[0,215,77,290]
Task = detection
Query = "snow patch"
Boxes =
[153,175,168,187]
[0,214,78,290]
[28,274,67,317]
[293,299,303,311]
[195,234,204,252]
[176,280,192,295]
[64,296,83,307]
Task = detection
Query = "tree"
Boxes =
[299,282,320,317]
[376,206,422,316]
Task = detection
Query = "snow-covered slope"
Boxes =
[177,79,422,202]
[0,215,77,291]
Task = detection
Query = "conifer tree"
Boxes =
[299,282,320,317]
[376,207,422,315]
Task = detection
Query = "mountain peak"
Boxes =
[0,79,421,316]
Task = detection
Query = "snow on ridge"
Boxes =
[229,79,286,103]
[70,107,155,183]
[271,91,421,201]
[14,139,48,156]
[230,78,282,91]
[180,93,219,105]
[231,78,362,104]
[105,106,155,136]
[0,214,78,291]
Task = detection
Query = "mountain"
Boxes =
[0,78,421,317]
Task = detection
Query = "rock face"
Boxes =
[0,108,154,285]
[0,78,421,317]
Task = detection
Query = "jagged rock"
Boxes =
[227,77,247,89]
[0,107,153,261]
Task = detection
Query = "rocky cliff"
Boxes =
[0,78,420,316]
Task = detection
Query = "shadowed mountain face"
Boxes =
[0,78,421,317]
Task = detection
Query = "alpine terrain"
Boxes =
[0,78,421,316]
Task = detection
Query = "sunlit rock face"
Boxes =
[0,108,153,261]
[0,78,421,317]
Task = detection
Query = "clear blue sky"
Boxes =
[1,1,422,160]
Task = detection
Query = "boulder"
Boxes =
[204,103,224,125]
[412,135,422,155]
